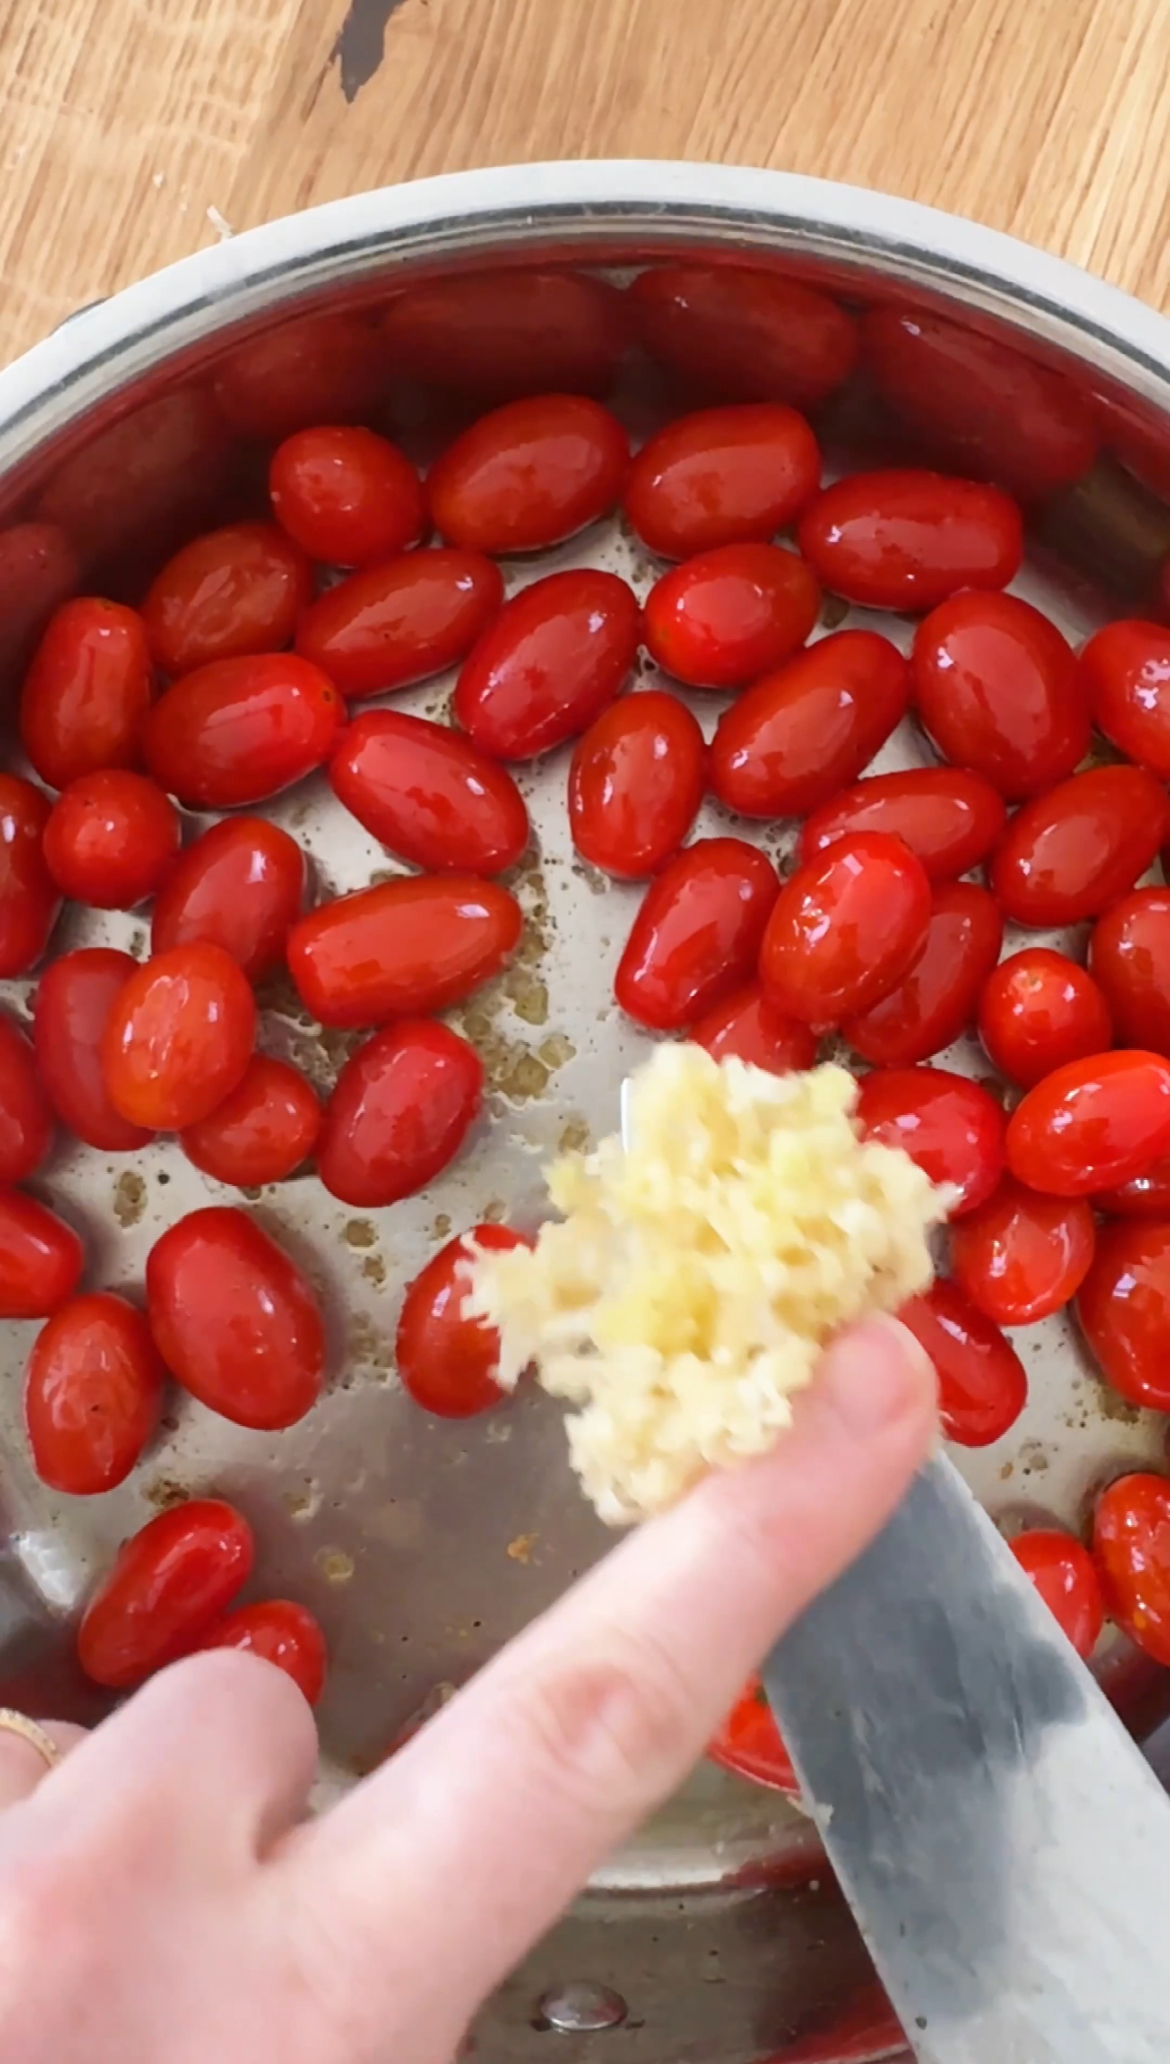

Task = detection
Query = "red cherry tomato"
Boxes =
[643,544,819,691]
[0,774,61,978]
[1009,1531,1104,1660]
[989,766,1170,927]
[454,569,639,761]
[799,767,1006,883]
[1090,890,1170,1054]
[615,838,780,1032]
[628,265,858,411]
[330,710,529,876]
[20,598,154,791]
[0,1190,83,1319]
[36,389,231,571]
[0,1010,51,1183]
[760,834,931,1027]
[950,1178,1096,1325]
[899,1278,1027,1445]
[142,522,311,679]
[856,1066,1005,1216]
[269,426,424,568]
[146,1207,325,1430]
[1095,1473,1170,1667]
[911,591,1086,798]
[195,1600,327,1706]
[978,948,1112,1090]
[1080,620,1170,777]
[844,882,1003,1067]
[567,691,705,880]
[150,816,306,981]
[0,521,82,683]
[102,942,256,1131]
[1095,1157,1170,1219]
[428,394,628,555]
[42,771,180,910]
[1077,1221,1170,1411]
[288,875,522,1030]
[25,1292,164,1496]
[396,1222,529,1418]
[296,548,503,701]
[706,1675,798,1796]
[624,403,821,560]
[77,1498,254,1689]
[708,630,910,819]
[212,310,386,441]
[143,653,343,808]
[689,984,818,1074]
[318,1020,483,1207]
[33,949,150,1152]
[797,469,1023,612]
[380,269,626,400]
[1008,1050,1170,1197]
[179,1055,322,1187]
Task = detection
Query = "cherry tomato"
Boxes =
[396,1222,529,1418]
[567,691,705,879]
[42,771,180,910]
[454,569,639,761]
[25,1293,164,1496]
[689,984,818,1074]
[428,394,628,555]
[856,1067,1005,1216]
[706,1675,798,1796]
[990,766,1169,927]
[1009,1530,1104,1660]
[296,548,503,701]
[950,1178,1095,1324]
[0,1190,84,1319]
[844,882,1003,1067]
[1089,889,1170,1054]
[288,875,522,1030]
[380,269,627,400]
[77,1498,254,1689]
[33,949,149,1152]
[760,834,931,1026]
[1077,1221,1170,1411]
[0,521,81,683]
[1094,1473,1170,1666]
[799,767,1006,883]
[195,1600,327,1705]
[624,403,821,560]
[797,469,1023,612]
[150,816,306,981]
[318,1020,483,1207]
[899,1278,1027,1445]
[628,265,858,411]
[707,630,910,818]
[36,389,231,570]
[269,425,424,567]
[978,948,1112,1089]
[643,543,819,691]
[20,598,154,791]
[143,653,343,808]
[212,310,387,441]
[141,522,311,679]
[1095,1157,1170,1219]
[330,710,529,876]
[1008,1050,1170,1197]
[179,1054,322,1187]
[146,1207,325,1430]
[911,591,1086,798]
[0,1010,51,1184]
[614,838,779,1032]
[0,774,61,978]
[1080,620,1170,777]
[102,942,256,1131]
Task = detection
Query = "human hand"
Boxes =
[0,1316,935,2064]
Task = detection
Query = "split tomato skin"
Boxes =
[0,1191,85,1320]
[287,875,521,1030]
[20,597,154,791]
[77,1498,254,1689]
[296,549,504,701]
[42,770,180,910]
[989,766,1170,927]
[0,1009,52,1184]
[623,402,821,560]
[642,543,819,691]
[708,629,910,819]
[1007,1050,1170,1198]
[899,1278,1027,1446]
[567,691,705,880]
[179,1055,322,1188]
[269,425,424,568]
[102,942,257,1132]
[428,393,629,555]
[33,948,151,1152]
[196,1600,327,1706]
[150,816,306,982]
[1077,1220,1170,1412]
[25,1292,165,1496]
[855,1066,1005,1216]
[614,838,780,1032]
[759,834,932,1027]
[799,767,1006,883]
[330,710,529,876]
[142,521,311,678]
[911,591,1086,798]
[797,468,1024,612]
[844,882,1003,1068]
[0,774,61,979]
[1009,1530,1104,1660]
[317,1020,483,1209]
[1093,1472,1170,1668]
[1080,619,1170,777]
[690,984,818,1075]
[1089,889,1170,1054]
[396,1223,529,1419]
[978,948,1112,1090]
[143,653,343,808]
[950,1178,1096,1326]
[453,569,639,761]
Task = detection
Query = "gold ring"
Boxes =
[0,1708,62,1771]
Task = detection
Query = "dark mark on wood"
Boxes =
[330,0,411,102]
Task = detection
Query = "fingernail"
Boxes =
[812,1314,938,1437]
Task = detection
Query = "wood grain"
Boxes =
[2,0,1170,364]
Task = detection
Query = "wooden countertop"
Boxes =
[1,0,1169,366]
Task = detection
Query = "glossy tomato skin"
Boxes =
[0,1009,51,1183]
[760,834,931,1026]
[706,1675,798,1796]
[567,690,705,879]
[624,403,821,560]
[1089,889,1170,1053]
[151,817,305,983]
[102,942,257,1131]
[899,1278,1027,1445]
[146,1208,325,1430]
[799,767,1006,883]
[196,1600,327,1706]
[844,882,1003,1068]
[144,654,343,808]
[708,630,910,819]
[269,426,424,567]
[212,310,386,442]
[25,1292,164,1496]
[912,591,1086,798]
[614,838,780,1032]
[1009,1050,1170,1197]
[381,268,626,400]
[428,394,628,554]
[797,469,1023,612]
[1009,1531,1104,1660]
[20,598,154,790]
[330,710,529,875]
[288,875,521,1030]
[42,770,180,910]
[855,1066,1005,1216]
[0,774,61,978]
[628,265,858,411]
[179,1055,322,1187]
[77,1498,254,1689]
[689,984,818,1074]
[33,949,150,1152]
[396,1222,529,1418]
[978,948,1112,1089]
[318,1020,483,1208]
[142,522,311,678]
[643,544,819,690]
[454,569,639,761]
[990,766,1170,927]
[296,549,503,701]
[1094,1473,1170,1666]
[950,1178,1095,1325]
[0,1190,84,1319]
[1080,620,1170,777]
[1095,1156,1170,1219]
[1077,1221,1170,1411]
